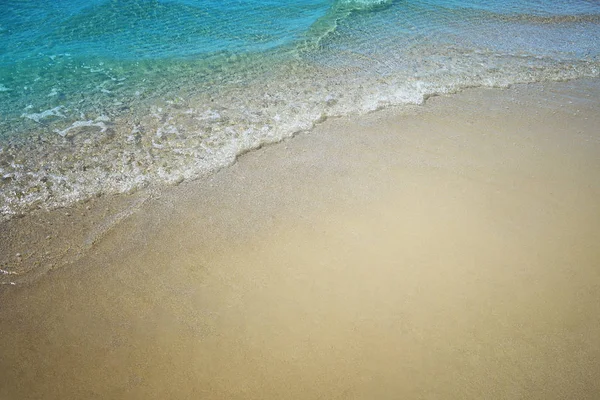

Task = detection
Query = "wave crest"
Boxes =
[336,0,393,11]
[301,0,393,50]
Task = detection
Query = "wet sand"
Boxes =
[1,80,600,399]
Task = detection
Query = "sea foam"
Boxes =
[1,0,599,219]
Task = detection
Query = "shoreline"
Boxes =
[2,77,599,287]
[1,78,600,399]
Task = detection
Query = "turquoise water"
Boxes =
[1,0,599,218]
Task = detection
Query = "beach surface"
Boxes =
[1,79,600,399]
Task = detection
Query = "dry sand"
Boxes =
[1,79,600,399]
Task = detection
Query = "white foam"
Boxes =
[156,125,178,138]
[54,116,109,137]
[0,84,11,92]
[0,269,16,275]
[196,109,221,121]
[339,0,392,8]
[21,106,65,123]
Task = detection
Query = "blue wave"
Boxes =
[1,0,599,218]
[0,0,332,61]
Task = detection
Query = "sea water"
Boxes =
[1,0,599,218]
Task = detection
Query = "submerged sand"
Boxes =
[1,80,599,399]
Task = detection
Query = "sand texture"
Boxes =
[1,80,599,399]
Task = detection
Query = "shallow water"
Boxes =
[1,0,599,217]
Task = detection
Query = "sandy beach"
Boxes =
[1,79,599,399]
